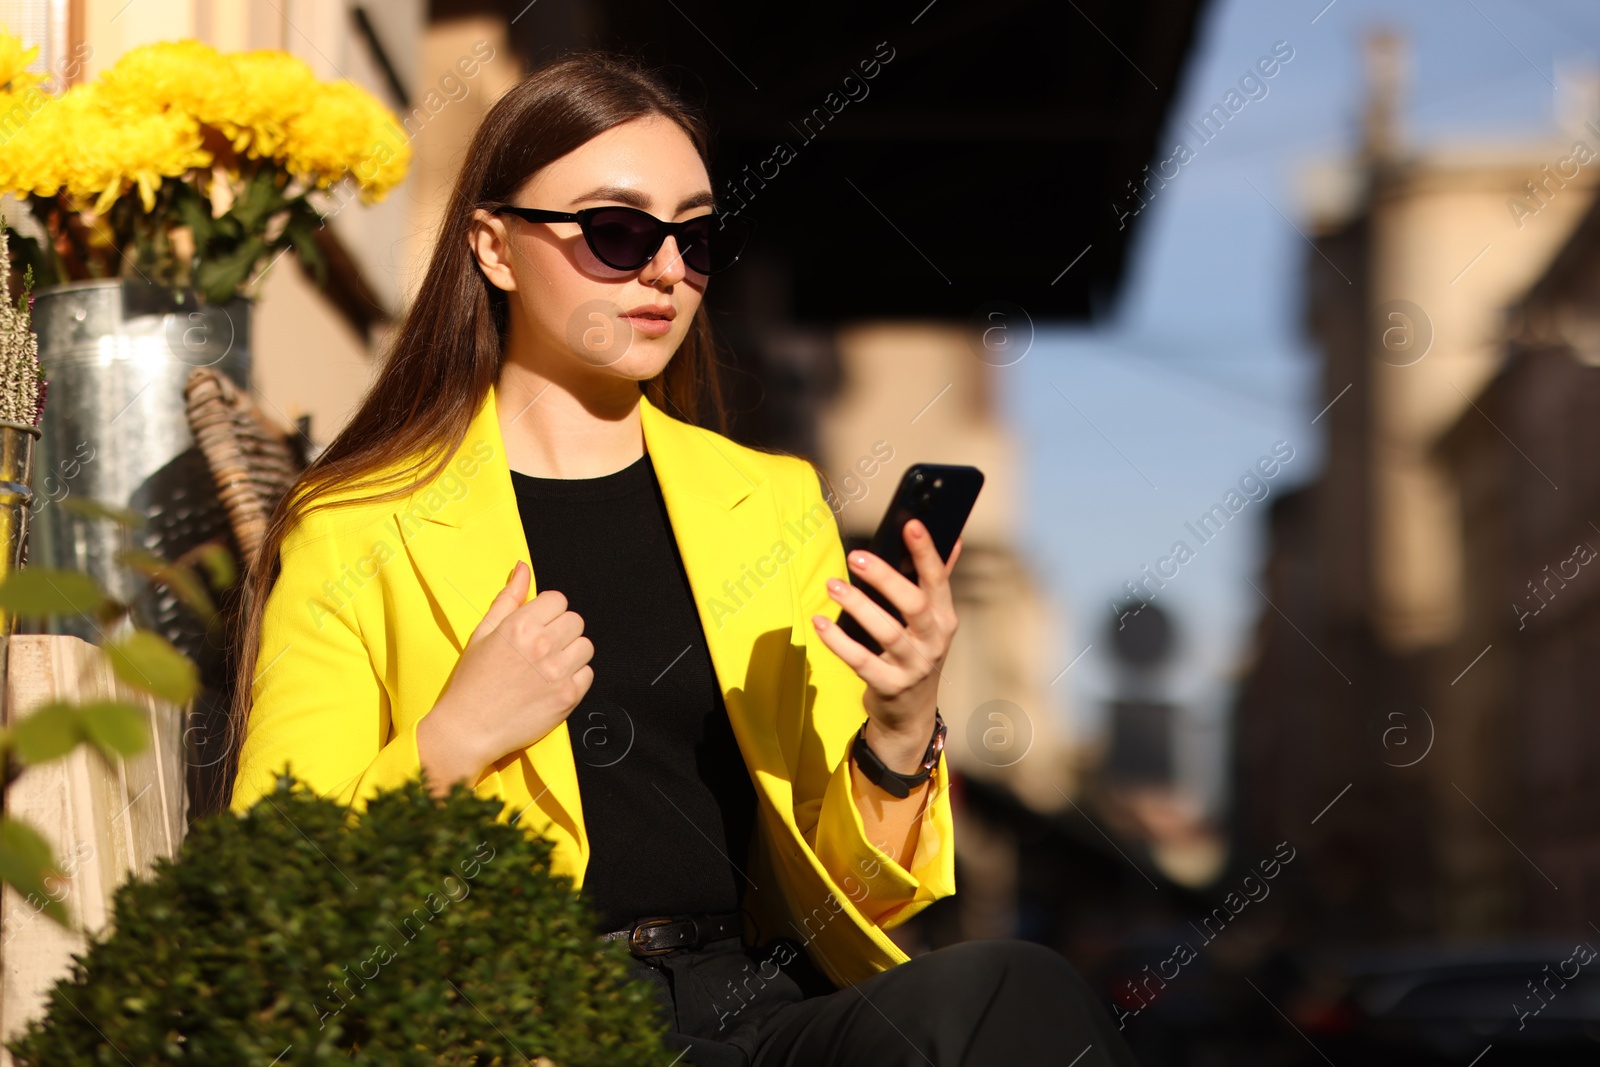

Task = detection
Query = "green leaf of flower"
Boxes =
[194,235,266,306]
[58,497,145,528]
[10,702,83,763]
[117,547,215,622]
[282,207,326,287]
[173,183,215,250]
[230,165,288,233]
[106,631,199,706]
[79,700,149,759]
[0,817,68,926]
[182,541,237,591]
[0,568,105,618]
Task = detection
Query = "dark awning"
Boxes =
[496,0,1211,323]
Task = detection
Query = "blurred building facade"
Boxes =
[816,321,1082,948]
[1233,26,1600,945]
[1436,185,1600,937]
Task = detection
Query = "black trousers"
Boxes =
[624,933,1140,1066]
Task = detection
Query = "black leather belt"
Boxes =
[599,910,743,957]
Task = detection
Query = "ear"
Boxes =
[468,209,517,292]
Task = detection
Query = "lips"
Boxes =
[621,304,675,338]
[623,304,675,321]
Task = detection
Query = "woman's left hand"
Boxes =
[812,518,962,768]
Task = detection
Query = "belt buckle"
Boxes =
[629,915,682,957]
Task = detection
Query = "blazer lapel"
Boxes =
[392,383,576,851]
[393,384,526,652]
[393,382,792,886]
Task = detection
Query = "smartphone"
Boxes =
[835,463,984,655]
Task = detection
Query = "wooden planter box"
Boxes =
[0,635,188,1063]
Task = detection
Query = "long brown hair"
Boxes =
[215,50,731,814]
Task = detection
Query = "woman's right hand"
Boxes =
[417,561,594,792]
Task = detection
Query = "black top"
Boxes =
[510,452,758,935]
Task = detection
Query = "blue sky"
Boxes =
[1009,0,1600,811]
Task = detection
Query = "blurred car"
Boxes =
[1287,941,1600,1064]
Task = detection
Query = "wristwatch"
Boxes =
[851,708,946,799]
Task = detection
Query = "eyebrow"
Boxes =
[569,185,716,214]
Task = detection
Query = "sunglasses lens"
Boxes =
[679,214,751,274]
[585,208,662,270]
[583,208,752,274]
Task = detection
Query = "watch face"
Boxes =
[923,721,947,772]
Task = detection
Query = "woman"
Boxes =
[227,50,1136,1067]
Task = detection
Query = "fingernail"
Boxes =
[813,614,830,629]
[827,578,844,596]
[850,553,868,569]
[508,561,520,581]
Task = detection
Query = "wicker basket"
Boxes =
[182,368,303,573]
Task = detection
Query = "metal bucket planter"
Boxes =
[26,279,251,654]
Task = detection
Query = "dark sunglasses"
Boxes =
[491,204,754,275]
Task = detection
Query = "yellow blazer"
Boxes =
[229,380,956,988]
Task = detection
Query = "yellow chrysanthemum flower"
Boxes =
[82,108,211,213]
[0,82,99,197]
[96,39,237,123]
[0,27,409,217]
[0,27,40,97]
[282,80,410,200]
[225,50,318,158]
[353,105,411,202]
[1,81,210,212]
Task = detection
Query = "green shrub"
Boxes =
[5,771,681,1066]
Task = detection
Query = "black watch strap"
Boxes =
[851,709,946,799]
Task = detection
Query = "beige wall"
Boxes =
[822,322,1078,808]
[400,17,518,304]
[1362,150,1598,650]
[252,12,515,444]
[822,322,1015,545]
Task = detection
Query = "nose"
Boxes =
[641,234,689,287]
